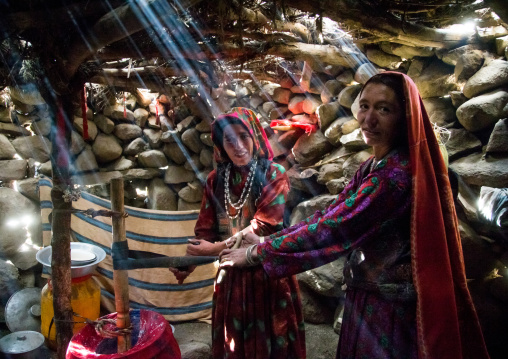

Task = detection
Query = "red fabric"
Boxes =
[270,119,317,133]
[66,310,181,359]
[212,263,305,359]
[81,87,89,140]
[397,72,489,359]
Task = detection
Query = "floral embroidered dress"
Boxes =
[258,149,415,358]
[195,107,305,359]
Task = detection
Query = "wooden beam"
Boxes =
[111,178,131,353]
[88,74,169,92]
[64,0,205,78]
[101,66,180,78]
[266,42,357,68]
[284,0,473,48]
[4,0,126,31]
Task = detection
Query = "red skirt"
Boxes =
[212,266,305,359]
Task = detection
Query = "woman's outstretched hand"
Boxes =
[186,239,222,256]
[220,233,263,267]
[238,233,261,248]
[169,238,212,284]
[169,265,197,285]
[219,248,249,267]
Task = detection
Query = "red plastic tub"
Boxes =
[66,309,181,359]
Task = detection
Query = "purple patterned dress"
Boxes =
[258,149,418,359]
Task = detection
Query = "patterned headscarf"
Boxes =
[366,72,489,359]
[211,107,274,164]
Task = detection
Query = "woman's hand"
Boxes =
[220,244,260,267]
[168,266,196,285]
[219,248,249,267]
[186,239,224,256]
[238,233,261,248]
[169,238,222,284]
[224,232,242,249]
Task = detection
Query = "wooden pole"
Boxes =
[111,178,131,353]
[50,96,74,359]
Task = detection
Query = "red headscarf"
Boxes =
[374,72,489,359]
[211,107,274,163]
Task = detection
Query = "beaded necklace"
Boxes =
[224,156,258,219]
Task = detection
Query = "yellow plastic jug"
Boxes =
[40,275,101,349]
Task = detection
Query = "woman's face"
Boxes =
[222,124,254,166]
[357,82,403,157]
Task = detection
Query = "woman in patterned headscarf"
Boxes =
[220,74,490,359]
[172,107,305,358]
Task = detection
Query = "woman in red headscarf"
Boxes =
[219,74,490,359]
[171,107,305,358]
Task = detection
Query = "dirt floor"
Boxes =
[0,319,338,358]
[173,321,339,358]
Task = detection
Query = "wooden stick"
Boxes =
[51,96,74,359]
[111,178,131,353]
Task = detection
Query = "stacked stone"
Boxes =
[0,86,221,212]
[0,87,49,303]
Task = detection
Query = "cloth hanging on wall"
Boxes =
[39,176,216,323]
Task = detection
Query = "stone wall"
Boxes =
[1,36,508,357]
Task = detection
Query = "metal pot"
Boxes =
[4,288,42,333]
[36,242,106,278]
[0,331,47,359]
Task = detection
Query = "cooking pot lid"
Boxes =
[5,287,42,333]
[0,330,45,354]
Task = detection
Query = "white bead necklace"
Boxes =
[224,157,257,219]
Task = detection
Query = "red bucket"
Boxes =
[66,309,181,359]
